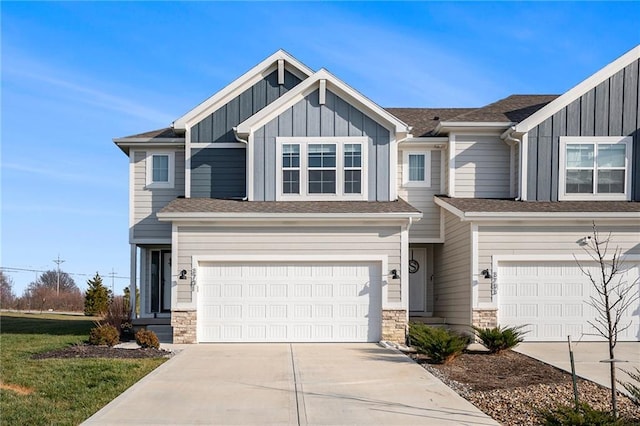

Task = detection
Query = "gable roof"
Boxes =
[172,50,314,130]
[113,127,185,154]
[235,69,410,135]
[515,45,640,133]
[446,95,558,123]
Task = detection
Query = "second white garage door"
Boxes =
[498,261,640,342]
[197,262,382,342]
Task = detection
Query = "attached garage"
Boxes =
[498,260,640,342]
[197,261,383,342]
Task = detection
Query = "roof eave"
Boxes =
[434,121,514,135]
[157,211,423,222]
[113,138,186,155]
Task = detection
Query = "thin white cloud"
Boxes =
[2,47,175,125]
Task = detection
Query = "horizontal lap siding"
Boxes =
[455,135,510,198]
[253,89,391,201]
[190,148,246,198]
[133,151,185,241]
[175,226,401,304]
[433,212,472,326]
[397,150,442,240]
[527,59,640,201]
[476,224,640,303]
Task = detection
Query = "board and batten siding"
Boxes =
[397,149,442,240]
[190,148,246,198]
[433,211,472,327]
[174,226,401,304]
[132,150,185,241]
[190,69,301,143]
[454,134,511,198]
[527,59,640,201]
[476,224,640,304]
[252,89,392,201]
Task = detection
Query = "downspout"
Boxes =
[502,127,521,200]
[232,127,249,201]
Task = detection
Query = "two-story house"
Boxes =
[115,47,640,344]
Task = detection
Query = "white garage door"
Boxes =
[197,262,382,342]
[498,261,640,342]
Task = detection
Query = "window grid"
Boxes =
[308,144,337,194]
[152,155,170,183]
[565,143,626,195]
[282,144,300,194]
[344,144,362,194]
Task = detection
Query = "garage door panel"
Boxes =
[499,261,639,342]
[198,262,381,342]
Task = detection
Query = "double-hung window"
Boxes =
[146,152,175,189]
[402,151,431,187]
[559,136,632,200]
[276,137,368,200]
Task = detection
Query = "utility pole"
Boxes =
[53,255,65,296]
[108,268,116,295]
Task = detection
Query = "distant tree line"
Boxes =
[1,269,84,312]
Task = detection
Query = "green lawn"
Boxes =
[0,312,167,425]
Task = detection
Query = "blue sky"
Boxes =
[2,2,639,296]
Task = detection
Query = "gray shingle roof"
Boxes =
[445,95,559,123]
[118,127,183,139]
[436,196,640,213]
[159,197,421,215]
[385,108,474,137]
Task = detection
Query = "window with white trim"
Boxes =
[559,136,632,200]
[276,137,368,200]
[146,152,175,189]
[402,151,431,187]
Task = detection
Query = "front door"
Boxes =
[150,249,171,313]
[409,248,428,313]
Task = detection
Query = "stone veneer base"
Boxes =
[171,310,197,344]
[381,309,407,343]
[472,308,498,329]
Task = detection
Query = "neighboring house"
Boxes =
[115,47,640,344]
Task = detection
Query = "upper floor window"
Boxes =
[559,136,632,201]
[146,152,175,189]
[276,137,368,200]
[402,151,431,187]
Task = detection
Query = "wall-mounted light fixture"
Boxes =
[391,269,400,280]
[179,269,188,280]
[481,269,491,279]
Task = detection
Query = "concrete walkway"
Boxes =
[515,342,640,392]
[83,343,498,425]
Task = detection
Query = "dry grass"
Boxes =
[0,382,34,395]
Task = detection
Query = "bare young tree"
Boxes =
[576,222,640,417]
[0,271,16,308]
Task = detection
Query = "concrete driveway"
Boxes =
[83,343,497,425]
[515,342,640,392]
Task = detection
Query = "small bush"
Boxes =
[541,402,631,425]
[135,329,160,349]
[408,322,470,364]
[88,323,120,347]
[619,367,640,406]
[103,296,133,339]
[472,324,527,354]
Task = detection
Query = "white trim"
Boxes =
[174,50,314,129]
[471,223,479,308]
[520,133,528,200]
[319,79,326,105]
[115,140,184,155]
[509,143,516,198]
[402,150,432,187]
[494,254,640,263]
[400,222,410,310]
[275,137,369,201]
[247,133,255,200]
[439,209,445,242]
[399,137,448,147]
[145,151,175,189]
[516,45,640,133]
[435,122,513,135]
[185,128,192,198]
[190,142,246,149]
[139,248,147,316]
[158,212,421,222]
[277,59,285,85]
[448,134,456,197]
[192,254,396,309]
[389,134,398,200]
[171,223,178,310]
[129,244,138,319]
[236,69,409,135]
[128,151,136,244]
[558,136,633,201]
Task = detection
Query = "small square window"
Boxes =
[403,151,431,187]
[146,152,175,188]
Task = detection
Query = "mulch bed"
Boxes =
[412,350,640,425]
[32,344,173,360]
